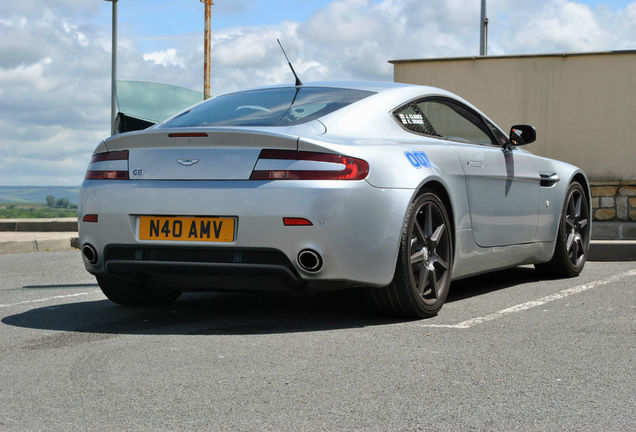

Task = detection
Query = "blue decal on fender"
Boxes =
[405,151,431,168]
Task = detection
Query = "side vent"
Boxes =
[540,172,560,187]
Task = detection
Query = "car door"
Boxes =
[413,98,540,247]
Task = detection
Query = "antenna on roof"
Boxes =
[277,39,303,86]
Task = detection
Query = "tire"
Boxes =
[535,181,590,278]
[96,275,181,307]
[372,190,453,318]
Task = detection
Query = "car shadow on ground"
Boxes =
[2,266,541,336]
[447,266,541,303]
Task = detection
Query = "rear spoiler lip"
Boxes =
[100,127,302,154]
[99,120,326,154]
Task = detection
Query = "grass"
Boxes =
[0,203,77,219]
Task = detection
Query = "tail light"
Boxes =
[250,150,369,180]
[85,150,129,180]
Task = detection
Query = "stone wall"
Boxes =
[591,181,636,221]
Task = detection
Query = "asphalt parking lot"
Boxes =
[1,250,634,431]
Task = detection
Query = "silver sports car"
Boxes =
[79,81,591,318]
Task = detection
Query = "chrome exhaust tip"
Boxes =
[297,249,323,272]
[82,244,98,264]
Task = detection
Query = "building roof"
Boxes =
[388,49,636,64]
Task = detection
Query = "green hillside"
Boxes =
[0,186,80,205]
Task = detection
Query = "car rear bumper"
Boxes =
[79,179,414,289]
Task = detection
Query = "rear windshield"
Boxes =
[159,87,374,128]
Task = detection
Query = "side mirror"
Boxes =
[506,124,536,148]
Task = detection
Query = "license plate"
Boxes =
[138,216,235,242]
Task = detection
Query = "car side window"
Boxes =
[415,100,494,145]
[393,103,441,137]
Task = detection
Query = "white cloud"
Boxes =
[506,0,611,52]
[63,22,89,47]
[0,57,58,91]
[628,2,636,20]
[143,48,186,68]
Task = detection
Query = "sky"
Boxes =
[1,0,635,186]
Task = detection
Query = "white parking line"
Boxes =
[0,291,100,309]
[415,268,636,329]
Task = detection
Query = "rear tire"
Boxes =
[96,275,181,307]
[372,190,453,318]
[535,181,590,278]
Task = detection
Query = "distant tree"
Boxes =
[55,197,70,208]
[46,195,55,207]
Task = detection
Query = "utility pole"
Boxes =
[201,0,214,99]
[105,0,118,134]
[480,0,488,56]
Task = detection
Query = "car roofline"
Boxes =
[214,81,447,96]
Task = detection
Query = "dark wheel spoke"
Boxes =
[430,223,445,245]
[414,220,426,243]
[574,194,582,218]
[576,235,584,257]
[424,204,433,237]
[570,239,580,264]
[565,216,575,229]
[578,218,588,230]
[575,238,585,266]
[428,266,438,298]
[411,249,425,265]
[566,233,575,253]
[435,255,449,270]
[418,266,429,294]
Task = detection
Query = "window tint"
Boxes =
[160,87,374,128]
[416,100,493,145]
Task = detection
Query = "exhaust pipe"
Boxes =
[297,249,323,272]
[82,244,98,264]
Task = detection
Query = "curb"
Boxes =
[592,221,636,240]
[588,240,636,262]
[0,237,79,254]
[0,218,78,232]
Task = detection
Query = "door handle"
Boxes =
[467,160,483,168]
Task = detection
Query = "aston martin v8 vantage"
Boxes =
[79,82,591,318]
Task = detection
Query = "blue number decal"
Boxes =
[405,151,431,169]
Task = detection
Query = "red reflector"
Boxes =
[90,150,128,163]
[168,132,208,138]
[85,170,129,180]
[283,217,313,226]
[82,214,98,223]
